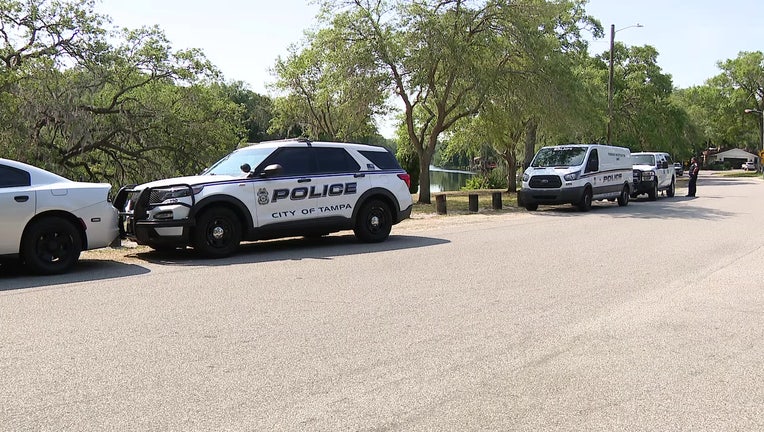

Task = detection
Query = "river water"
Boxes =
[428,165,475,192]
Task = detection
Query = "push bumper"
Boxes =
[633,179,657,194]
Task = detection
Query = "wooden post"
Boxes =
[491,192,502,210]
[435,194,447,215]
[468,194,478,212]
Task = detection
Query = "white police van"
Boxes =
[518,144,633,211]
[114,139,413,257]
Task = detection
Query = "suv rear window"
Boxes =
[359,150,402,170]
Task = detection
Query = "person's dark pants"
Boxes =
[688,176,697,196]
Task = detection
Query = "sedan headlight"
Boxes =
[563,171,581,181]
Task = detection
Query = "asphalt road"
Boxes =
[2,172,764,431]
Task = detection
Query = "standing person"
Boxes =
[687,156,700,197]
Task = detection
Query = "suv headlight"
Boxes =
[563,171,581,181]
[149,185,203,204]
[641,171,655,181]
[522,173,529,182]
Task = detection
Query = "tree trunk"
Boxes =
[418,159,433,204]
[523,119,538,169]
[505,151,518,193]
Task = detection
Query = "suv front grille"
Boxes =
[529,175,562,189]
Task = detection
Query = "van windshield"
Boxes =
[531,147,587,168]
[632,154,656,165]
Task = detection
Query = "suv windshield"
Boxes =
[531,147,587,168]
[632,154,656,165]
[202,147,273,176]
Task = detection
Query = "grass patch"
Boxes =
[717,171,762,178]
[412,189,519,215]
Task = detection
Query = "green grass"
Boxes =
[412,189,519,215]
[717,171,762,178]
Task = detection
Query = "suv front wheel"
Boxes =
[354,199,392,243]
[192,207,241,258]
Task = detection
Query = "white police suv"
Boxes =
[114,139,414,257]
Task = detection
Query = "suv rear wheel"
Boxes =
[354,199,392,243]
[667,177,676,197]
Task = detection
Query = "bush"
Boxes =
[463,166,507,190]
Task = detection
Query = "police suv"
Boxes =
[518,144,633,212]
[114,139,414,257]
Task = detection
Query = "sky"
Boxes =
[95,0,764,135]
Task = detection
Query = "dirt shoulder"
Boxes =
[82,207,527,262]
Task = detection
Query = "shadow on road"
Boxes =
[0,259,151,292]
[129,234,449,267]
[523,196,735,220]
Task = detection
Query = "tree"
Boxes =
[716,51,764,150]
[673,51,764,155]
[270,26,390,142]
[1,0,244,185]
[317,0,513,203]
[444,0,601,192]
[218,81,279,143]
[603,43,691,155]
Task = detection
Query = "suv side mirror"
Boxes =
[260,164,283,178]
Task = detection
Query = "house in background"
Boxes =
[703,148,759,169]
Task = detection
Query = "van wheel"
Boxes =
[192,207,241,258]
[617,185,630,206]
[648,182,658,201]
[21,216,82,274]
[667,177,675,197]
[354,199,392,243]
[525,203,538,211]
[577,188,592,212]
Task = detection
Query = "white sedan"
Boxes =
[0,158,119,274]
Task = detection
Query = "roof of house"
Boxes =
[709,148,758,159]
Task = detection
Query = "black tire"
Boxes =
[21,216,82,275]
[577,188,592,212]
[354,199,392,243]
[192,207,241,258]
[648,182,658,201]
[617,185,630,207]
[667,177,676,197]
[525,203,539,211]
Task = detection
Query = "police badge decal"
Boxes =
[257,188,269,205]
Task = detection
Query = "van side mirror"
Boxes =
[587,159,598,172]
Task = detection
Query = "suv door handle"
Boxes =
[297,178,311,183]
[14,195,29,203]
[354,173,366,178]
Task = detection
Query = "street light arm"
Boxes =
[615,23,643,33]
